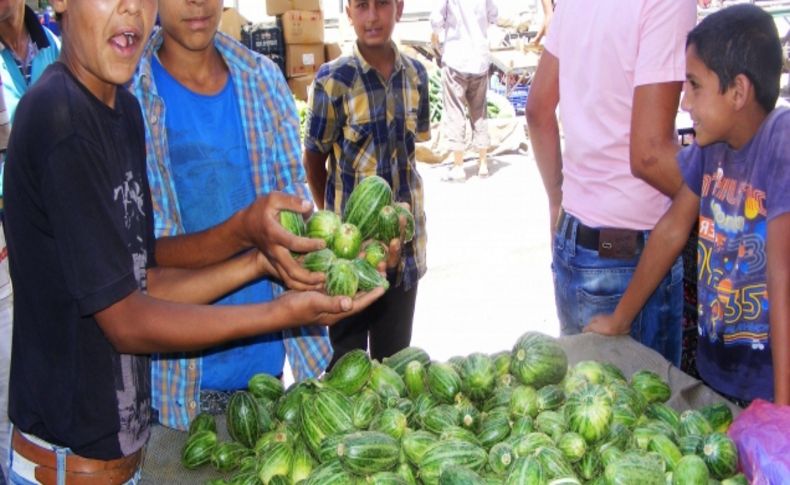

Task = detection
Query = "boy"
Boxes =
[586,4,790,405]
[3,0,382,482]
[303,0,430,367]
[130,0,331,430]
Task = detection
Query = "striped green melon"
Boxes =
[187,412,216,437]
[300,387,354,457]
[720,473,749,485]
[506,455,545,485]
[257,441,293,484]
[699,402,733,433]
[604,453,665,485]
[422,404,461,435]
[402,429,438,467]
[510,415,534,437]
[291,440,316,483]
[369,471,409,485]
[393,203,415,242]
[563,384,613,443]
[210,441,251,472]
[701,432,738,479]
[441,426,481,447]
[679,409,713,438]
[351,388,381,429]
[279,209,306,237]
[324,348,372,395]
[181,429,217,469]
[536,384,565,412]
[306,209,342,245]
[488,442,515,476]
[439,465,485,484]
[302,248,337,273]
[343,175,393,239]
[351,258,389,291]
[377,204,401,242]
[630,370,671,403]
[226,391,261,448]
[492,351,511,377]
[427,362,462,404]
[404,360,427,398]
[645,402,680,433]
[510,332,568,388]
[397,462,419,485]
[477,412,512,449]
[672,454,709,485]
[274,380,311,424]
[557,432,587,464]
[509,385,539,418]
[382,346,432,376]
[317,433,347,463]
[459,352,496,402]
[325,259,359,297]
[372,407,408,440]
[576,450,602,481]
[247,373,284,402]
[679,434,704,456]
[337,431,400,475]
[303,460,358,485]
[534,446,576,481]
[330,223,362,260]
[369,361,407,399]
[363,239,389,267]
[511,432,554,457]
[419,439,488,485]
[648,433,682,471]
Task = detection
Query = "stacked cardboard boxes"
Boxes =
[265,0,324,101]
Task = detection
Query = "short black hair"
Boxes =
[687,4,783,113]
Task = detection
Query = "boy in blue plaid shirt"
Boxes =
[303,0,431,367]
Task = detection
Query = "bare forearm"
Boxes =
[612,187,698,326]
[96,291,300,354]
[147,250,264,304]
[155,213,248,268]
[528,114,563,208]
[630,82,684,197]
[768,213,790,404]
[304,150,328,210]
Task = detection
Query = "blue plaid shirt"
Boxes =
[129,29,332,430]
[305,42,430,289]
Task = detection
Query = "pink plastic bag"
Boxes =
[728,399,790,484]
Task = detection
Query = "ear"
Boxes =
[395,0,404,21]
[345,2,353,25]
[728,73,754,111]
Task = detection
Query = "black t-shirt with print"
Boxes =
[4,62,154,460]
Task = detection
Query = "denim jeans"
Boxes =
[7,429,142,485]
[552,212,684,366]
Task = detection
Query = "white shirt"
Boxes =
[430,0,498,74]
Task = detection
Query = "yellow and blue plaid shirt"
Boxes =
[129,29,332,430]
[305,42,430,289]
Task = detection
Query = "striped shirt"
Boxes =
[305,42,430,289]
[129,29,332,430]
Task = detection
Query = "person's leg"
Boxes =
[441,66,469,181]
[327,305,373,370]
[465,72,490,177]
[368,281,418,361]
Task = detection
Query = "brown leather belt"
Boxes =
[559,209,644,259]
[11,429,143,485]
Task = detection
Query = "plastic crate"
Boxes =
[507,85,529,115]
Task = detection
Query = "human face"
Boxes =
[54,0,156,106]
[681,45,736,147]
[158,0,222,55]
[346,0,402,50]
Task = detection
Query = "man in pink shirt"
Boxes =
[526,0,697,365]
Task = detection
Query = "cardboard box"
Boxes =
[218,7,249,41]
[285,43,325,78]
[280,10,324,45]
[324,42,342,62]
[288,74,315,101]
[266,0,321,16]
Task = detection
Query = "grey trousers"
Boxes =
[441,65,490,152]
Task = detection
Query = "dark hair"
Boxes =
[686,4,783,113]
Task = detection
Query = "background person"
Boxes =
[130,0,331,430]
[526,0,697,365]
[430,0,498,181]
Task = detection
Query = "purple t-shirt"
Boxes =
[679,107,790,401]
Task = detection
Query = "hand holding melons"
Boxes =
[277,287,386,326]
[279,176,416,297]
[242,192,325,291]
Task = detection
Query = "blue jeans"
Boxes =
[552,212,684,366]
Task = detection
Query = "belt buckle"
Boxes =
[598,228,639,259]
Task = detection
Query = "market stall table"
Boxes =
[139,333,738,484]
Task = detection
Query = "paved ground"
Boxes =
[409,128,560,362]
